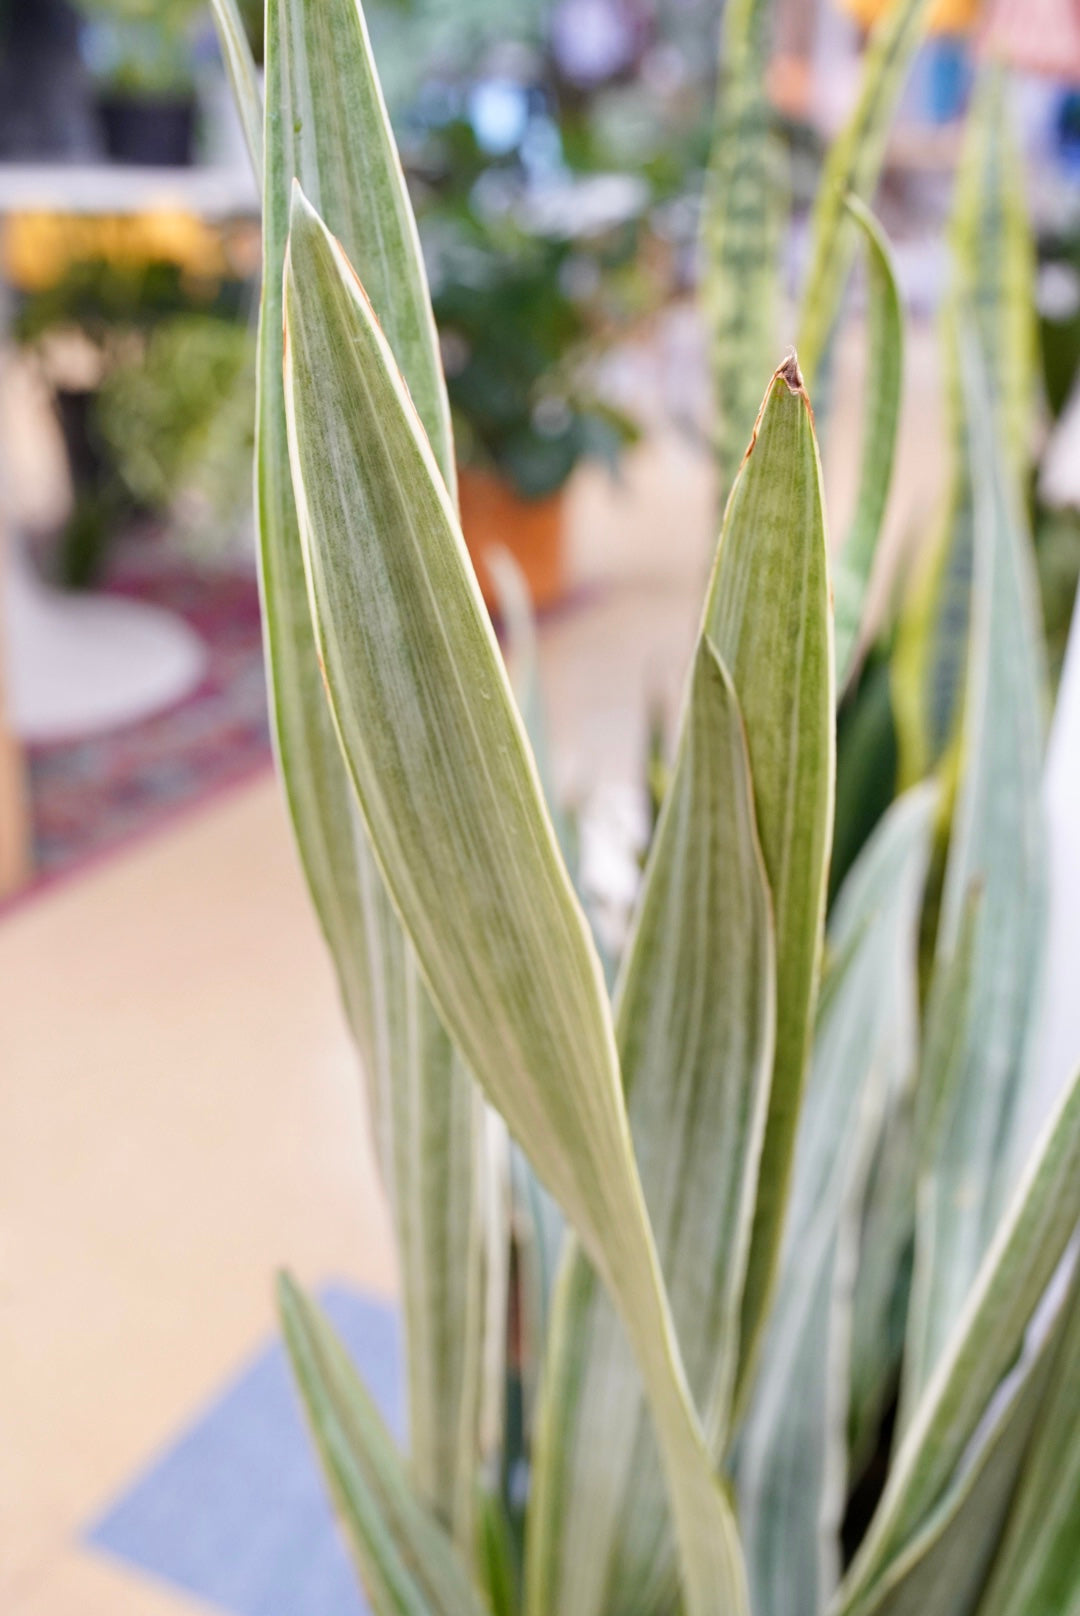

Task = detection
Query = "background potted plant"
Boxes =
[76,0,205,166]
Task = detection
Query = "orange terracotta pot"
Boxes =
[457,466,567,614]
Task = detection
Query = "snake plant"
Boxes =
[209,1,1080,1613]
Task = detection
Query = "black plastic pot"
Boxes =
[98,94,196,167]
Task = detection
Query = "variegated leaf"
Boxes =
[703,356,835,1408]
[525,637,775,1616]
[833,197,904,688]
[277,1274,487,1616]
[701,0,784,504]
[258,0,482,1546]
[891,65,1037,783]
[901,329,1048,1405]
[739,785,934,1616]
[835,1060,1080,1614]
[797,0,935,388]
[283,189,748,1616]
[840,1281,1069,1616]
[977,1258,1080,1616]
[208,0,263,182]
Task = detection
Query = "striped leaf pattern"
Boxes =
[701,0,783,505]
[836,1060,1080,1615]
[797,0,935,388]
[258,0,484,1546]
[525,636,775,1616]
[901,330,1048,1405]
[703,358,835,1408]
[278,1275,489,1616]
[739,785,934,1616]
[283,189,749,1616]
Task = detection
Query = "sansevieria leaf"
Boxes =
[835,1059,1080,1615]
[891,65,1037,783]
[901,329,1047,1406]
[840,1285,1070,1616]
[833,197,904,689]
[704,356,835,1407]
[283,187,748,1616]
[526,637,775,1616]
[208,0,263,183]
[258,0,483,1548]
[977,1260,1080,1616]
[740,785,934,1616]
[797,0,934,389]
[702,0,783,505]
[277,1274,487,1616]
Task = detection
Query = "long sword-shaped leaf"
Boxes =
[833,197,903,688]
[208,0,263,183]
[840,1285,1068,1616]
[525,638,775,1616]
[702,0,783,505]
[277,1274,487,1616]
[891,65,1037,782]
[702,356,835,1408]
[797,0,934,388]
[739,786,933,1616]
[901,330,1048,1404]
[834,1060,1080,1614]
[283,189,748,1616]
[977,1260,1080,1616]
[257,0,481,1545]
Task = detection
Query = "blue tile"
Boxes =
[87,1285,403,1616]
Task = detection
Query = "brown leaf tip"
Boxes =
[777,349,805,394]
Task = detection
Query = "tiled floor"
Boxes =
[4,322,947,1612]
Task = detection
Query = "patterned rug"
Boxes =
[26,542,272,884]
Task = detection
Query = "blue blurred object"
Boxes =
[923,34,973,124]
[87,1286,403,1616]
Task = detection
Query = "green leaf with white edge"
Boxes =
[891,63,1037,782]
[360,846,484,1542]
[838,1279,1069,1616]
[256,0,483,1549]
[947,67,1037,482]
[702,355,835,1411]
[525,636,775,1616]
[834,196,904,689]
[797,0,934,388]
[834,1059,1080,1614]
[277,1273,487,1616]
[207,0,263,183]
[901,328,1048,1405]
[977,1260,1080,1616]
[283,188,748,1616]
[702,0,784,505]
[739,785,934,1616]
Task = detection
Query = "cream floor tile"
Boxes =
[10,1548,221,1616]
[1,776,396,1599]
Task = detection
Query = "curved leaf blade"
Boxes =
[977,1262,1080,1616]
[525,639,775,1616]
[256,0,482,1548]
[836,1060,1080,1614]
[841,1285,1068,1616]
[702,0,784,504]
[283,188,748,1616]
[901,328,1048,1403]
[797,0,934,388]
[702,356,836,1406]
[834,197,904,688]
[278,1274,487,1616]
[208,0,263,183]
[739,785,934,1616]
